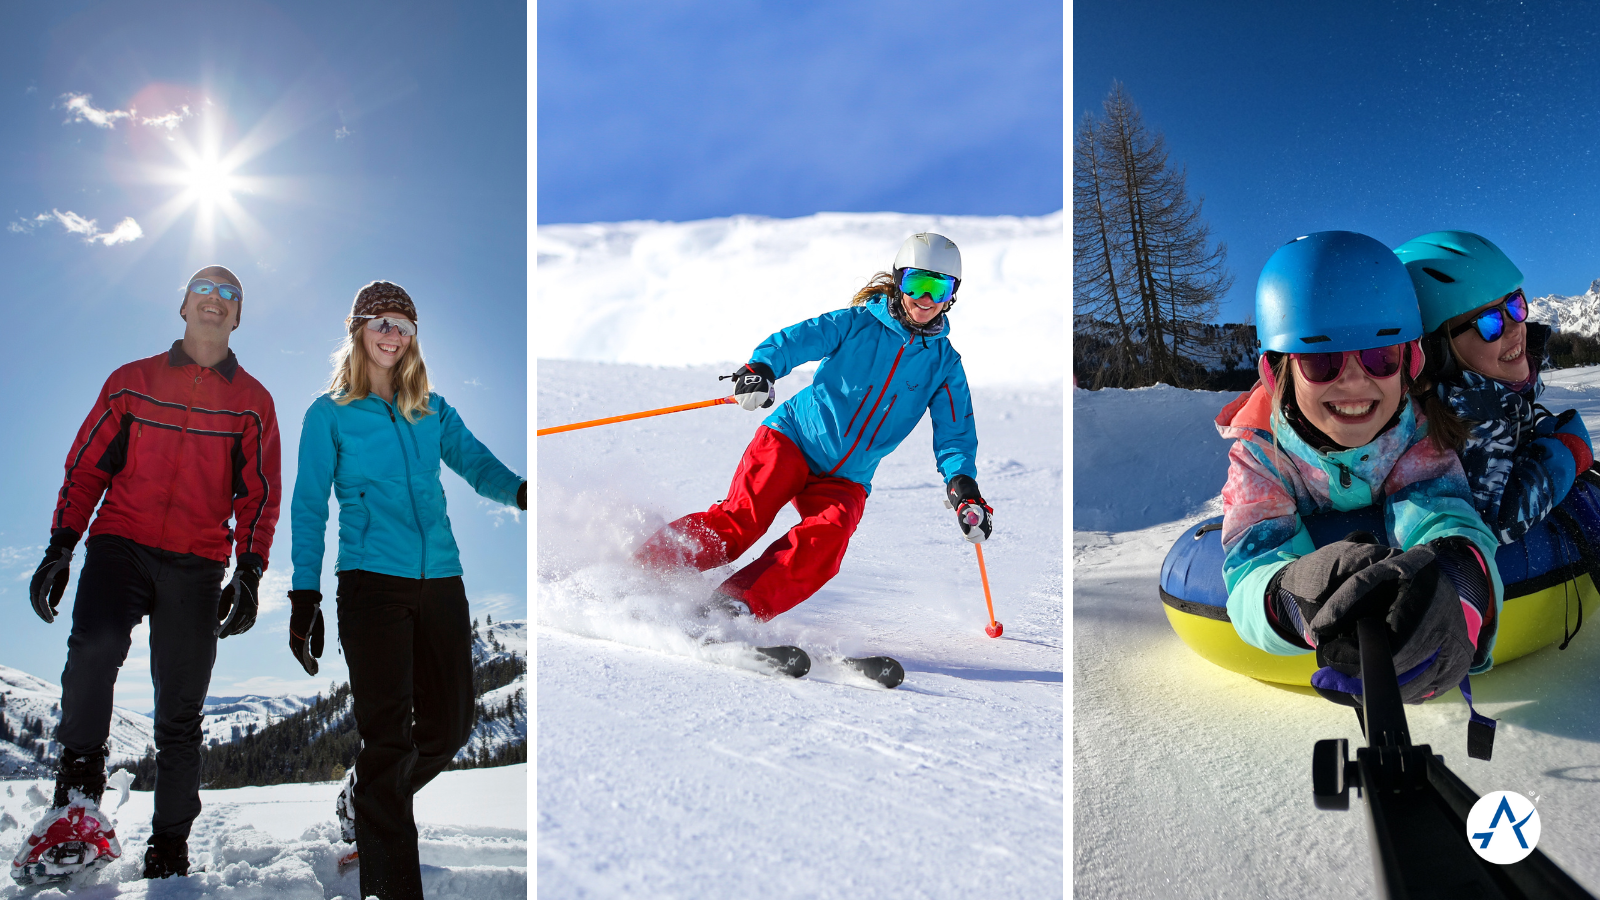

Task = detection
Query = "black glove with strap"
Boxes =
[1308,541,1481,705]
[723,363,775,411]
[945,475,993,543]
[217,553,263,638]
[517,481,527,512]
[30,528,81,624]
[288,590,325,676]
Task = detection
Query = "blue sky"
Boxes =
[538,0,1064,224]
[1075,0,1600,324]
[0,0,526,713]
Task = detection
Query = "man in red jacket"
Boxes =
[26,265,281,881]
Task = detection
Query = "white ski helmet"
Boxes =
[893,233,962,281]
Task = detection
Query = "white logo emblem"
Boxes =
[1466,791,1540,864]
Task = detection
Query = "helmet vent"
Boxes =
[1422,267,1457,283]
[1440,245,1468,256]
[1300,335,1331,344]
[1377,328,1401,336]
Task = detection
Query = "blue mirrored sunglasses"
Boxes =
[187,279,242,302]
[1448,290,1528,342]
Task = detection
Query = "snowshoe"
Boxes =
[10,801,121,886]
[142,834,189,879]
[337,848,360,875]
[335,767,357,843]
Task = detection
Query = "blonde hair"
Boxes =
[850,271,899,307]
[328,318,434,422]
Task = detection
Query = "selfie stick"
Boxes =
[537,396,737,436]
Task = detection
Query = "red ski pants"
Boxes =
[636,426,867,619]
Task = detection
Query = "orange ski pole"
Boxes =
[537,396,737,436]
[976,543,1002,638]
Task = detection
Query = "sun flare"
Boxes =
[185,154,238,207]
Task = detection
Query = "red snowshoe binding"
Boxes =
[11,745,120,886]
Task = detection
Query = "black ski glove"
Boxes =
[945,475,993,543]
[517,481,527,512]
[288,590,325,676]
[30,528,81,624]
[1267,534,1395,648]
[722,362,775,411]
[217,553,263,638]
[1310,542,1478,704]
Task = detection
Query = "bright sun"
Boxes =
[185,154,238,207]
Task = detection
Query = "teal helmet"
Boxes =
[1256,231,1423,354]
[1393,231,1524,333]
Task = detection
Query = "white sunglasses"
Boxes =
[352,315,417,337]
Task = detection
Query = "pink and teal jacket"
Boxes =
[1216,383,1503,668]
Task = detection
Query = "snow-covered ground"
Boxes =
[1073,372,1600,898]
[0,764,526,899]
[537,360,1064,898]
[536,210,1064,387]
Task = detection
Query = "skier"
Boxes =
[1216,231,1503,707]
[635,232,991,620]
[1396,231,1595,544]
[287,281,526,900]
[18,265,280,884]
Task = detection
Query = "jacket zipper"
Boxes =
[158,369,201,551]
[388,402,428,578]
[827,339,909,476]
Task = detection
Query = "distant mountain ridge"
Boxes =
[0,665,152,778]
[1529,279,1600,337]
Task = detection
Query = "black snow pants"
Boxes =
[57,533,225,840]
[337,569,475,900]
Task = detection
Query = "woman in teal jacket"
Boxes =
[636,233,992,620]
[287,281,524,900]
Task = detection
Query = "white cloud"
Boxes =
[61,93,131,127]
[481,498,521,527]
[60,93,195,130]
[1,545,43,572]
[469,592,523,618]
[464,378,483,387]
[17,209,145,246]
[334,126,353,140]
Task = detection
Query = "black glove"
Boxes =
[945,475,993,543]
[517,481,527,512]
[1310,543,1477,704]
[288,590,325,676]
[722,363,775,411]
[216,553,263,638]
[1267,534,1395,648]
[30,528,81,624]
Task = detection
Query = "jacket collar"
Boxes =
[168,339,239,382]
[867,295,950,341]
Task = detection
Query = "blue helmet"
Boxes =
[1394,231,1524,333]
[1256,231,1423,354]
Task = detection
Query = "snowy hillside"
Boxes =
[536,210,1064,386]
[0,764,525,899]
[199,695,315,748]
[459,620,526,766]
[537,360,1063,897]
[1072,377,1600,898]
[1530,279,1600,336]
[0,665,152,778]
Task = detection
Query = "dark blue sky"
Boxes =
[538,0,1064,224]
[1075,0,1600,323]
[0,0,526,704]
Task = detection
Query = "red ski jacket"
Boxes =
[52,342,282,567]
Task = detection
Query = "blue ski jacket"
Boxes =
[749,295,978,493]
[290,392,524,590]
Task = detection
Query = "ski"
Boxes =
[839,655,905,689]
[753,645,811,678]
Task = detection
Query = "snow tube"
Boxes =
[1159,477,1600,685]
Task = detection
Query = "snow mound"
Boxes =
[1072,384,1235,532]
[537,210,1064,386]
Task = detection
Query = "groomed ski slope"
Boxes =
[537,360,1064,898]
[1073,376,1600,899]
[0,764,525,899]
